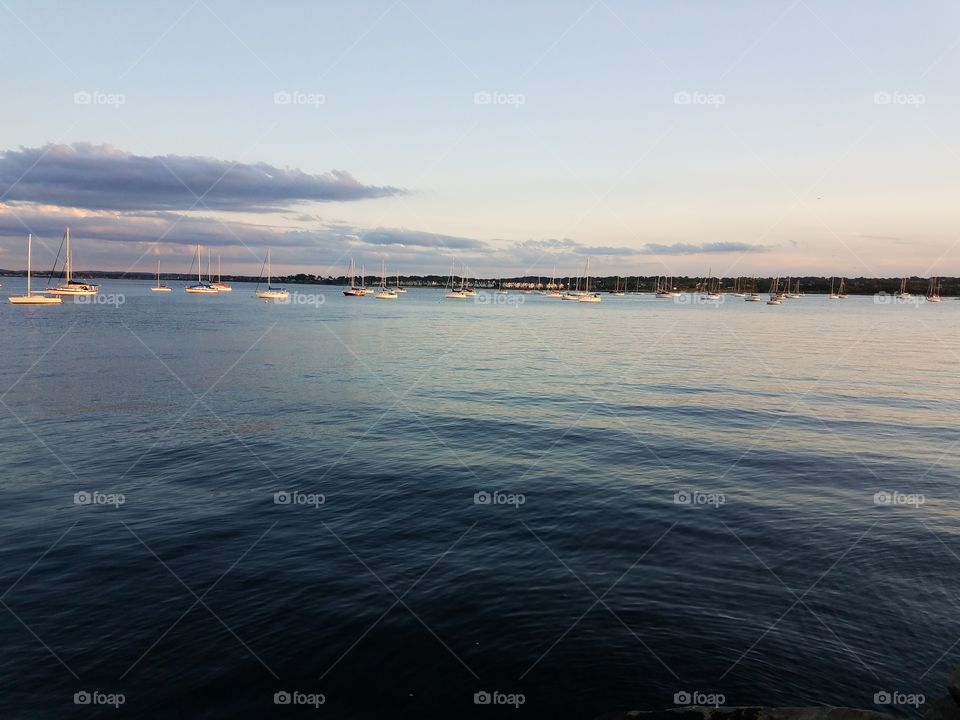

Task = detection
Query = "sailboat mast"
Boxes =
[197,244,202,282]
[65,227,71,282]
[26,233,32,295]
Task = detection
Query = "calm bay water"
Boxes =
[1,279,958,719]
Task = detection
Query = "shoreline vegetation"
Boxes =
[1,270,956,296]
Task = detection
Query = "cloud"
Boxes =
[359,228,487,250]
[0,143,402,212]
[641,241,768,255]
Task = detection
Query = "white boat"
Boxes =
[343,259,366,297]
[897,277,913,299]
[655,275,676,298]
[185,244,218,294]
[444,261,468,298]
[9,234,62,305]
[577,257,601,302]
[390,271,406,293]
[927,277,942,302]
[375,261,398,299]
[609,276,625,296]
[254,249,288,300]
[766,276,782,305]
[150,259,172,292]
[828,277,841,300]
[46,227,99,296]
[210,256,232,292]
[837,277,848,299]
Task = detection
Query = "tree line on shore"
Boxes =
[0,270,955,295]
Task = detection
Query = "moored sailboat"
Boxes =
[9,234,62,305]
[46,227,99,296]
[254,249,288,300]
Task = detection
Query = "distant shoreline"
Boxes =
[0,271,955,296]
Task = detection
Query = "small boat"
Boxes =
[766,276,782,305]
[927,277,942,302]
[150,259,172,292]
[609,276,625,296]
[46,227,99,296]
[828,277,842,300]
[837,277,848,299]
[185,244,219,294]
[444,261,468,298]
[576,257,601,303]
[375,261,398,300]
[655,275,676,298]
[343,259,367,297]
[897,277,913,300]
[254,249,288,300]
[210,256,232,292]
[8,234,62,305]
[391,271,406,293]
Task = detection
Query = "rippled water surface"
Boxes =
[1,279,958,719]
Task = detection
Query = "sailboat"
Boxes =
[375,260,398,299]
[577,257,601,302]
[343,259,366,297]
[700,269,721,300]
[254,249,288,300]
[766,276,782,305]
[828,277,841,300]
[837,277,848,299]
[543,266,563,297]
[444,260,467,298]
[927,277,942,302]
[609,276,625,296]
[731,277,747,298]
[9,234,62,305]
[461,267,477,296]
[151,259,172,292]
[46,227,99,296]
[210,256,232,292]
[185,244,218,294]
[497,278,509,294]
[897,277,913,300]
[655,276,676,298]
[392,271,406,293]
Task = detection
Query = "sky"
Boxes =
[1,0,959,278]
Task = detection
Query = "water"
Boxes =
[1,279,958,719]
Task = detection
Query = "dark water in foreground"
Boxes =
[1,280,958,719]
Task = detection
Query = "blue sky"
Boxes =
[1,0,958,278]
